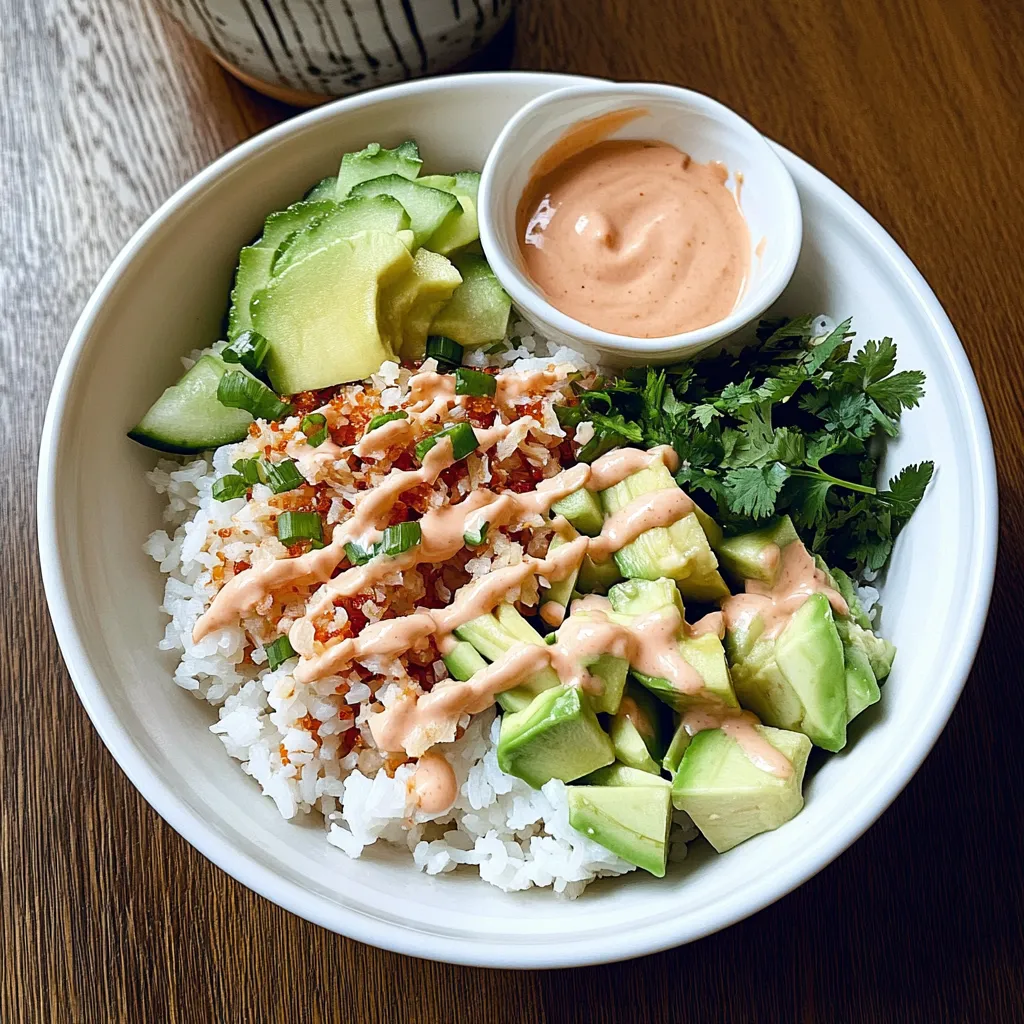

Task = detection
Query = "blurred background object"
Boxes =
[156,0,515,104]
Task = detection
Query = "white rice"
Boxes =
[145,325,698,896]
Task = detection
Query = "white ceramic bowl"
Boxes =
[479,82,802,365]
[39,72,997,968]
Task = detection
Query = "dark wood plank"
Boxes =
[2,0,1022,1020]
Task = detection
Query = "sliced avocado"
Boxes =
[598,456,722,597]
[843,642,881,722]
[671,725,811,853]
[567,784,672,876]
[349,174,459,248]
[729,593,848,751]
[334,140,423,199]
[577,553,623,594]
[497,685,614,789]
[227,200,335,340]
[429,253,512,348]
[551,487,604,536]
[454,607,560,712]
[442,639,487,682]
[380,247,462,360]
[273,194,411,276]
[426,195,479,255]
[128,354,253,454]
[583,763,670,788]
[252,231,412,394]
[715,516,800,585]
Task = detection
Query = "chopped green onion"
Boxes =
[544,632,558,646]
[554,403,583,430]
[263,458,304,494]
[218,370,293,421]
[365,410,409,434]
[301,413,328,447]
[266,635,297,670]
[233,457,267,485]
[212,474,247,501]
[484,340,508,355]
[425,335,463,369]
[345,541,375,566]
[463,521,489,547]
[379,521,421,557]
[415,422,479,463]
[277,511,323,547]
[222,330,270,375]
[455,367,497,398]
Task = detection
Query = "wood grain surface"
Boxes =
[3,0,1023,1020]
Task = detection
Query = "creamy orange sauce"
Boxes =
[587,488,695,561]
[408,751,458,815]
[721,540,849,639]
[517,117,750,338]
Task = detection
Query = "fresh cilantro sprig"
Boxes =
[564,316,934,579]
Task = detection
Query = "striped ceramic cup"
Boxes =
[158,0,514,104]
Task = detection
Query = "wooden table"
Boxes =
[3,0,1022,1019]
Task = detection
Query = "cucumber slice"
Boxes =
[128,355,252,454]
[304,175,338,202]
[426,195,479,256]
[349,174,459,248]
[443,640,488,681]
[429,253,511,347]
[227,200,335,340]
[552,487,604,536]
[577,553,623,594]
[335,140,423,200]
[416,174,457,191]
[453,170,481,203]
[273,195,411,276]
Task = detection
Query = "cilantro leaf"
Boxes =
[723,463,790,519]
[867,369,927,416]
[854,337,898,385]
[878,461,934,516]
[588,411,643,442]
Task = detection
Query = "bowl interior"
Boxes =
[480,83,801,360]
[40,73,995,968]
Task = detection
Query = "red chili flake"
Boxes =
[402,482,435,514]
[392,451,416,472]
[519,399,544,421]
[386,500,410,525]
[464,396,496,427]
[247,423,261,438]
[233,560,251,574]
[218,528,232,538]
[290,385,347,416]
[279,744,290,766]
[294,714,321,742]
[334,595,370,637]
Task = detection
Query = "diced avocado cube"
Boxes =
[576,553,623,594]
[334,139,423,199]
[585,654,628,715]
[583,763,670,788]
[599,456,722,599]
[728,593,848,752]
[429,253,511,348]
[454,607,560,712]
[442,640,487,682]
[838,618,896,683]
[567,784,672,876]
[610,716,661,775]
[252,231,413,393]
[661,722,691,776]
[671,725,811,853]
[826,564,873,630]
[498,685,614,789]
[608,577,685,619]
[552,488,605,537]
[538,534,580,622]
[842,642,881,722]
[715,516,800,585]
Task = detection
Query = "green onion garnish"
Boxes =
[218,370,293,421]
[463,521,489,547]
[415,422,479,463]
[365,410,408,434]
[222,330,270,375]
[379,521,421,557]
[425,335,463,369]
[277,511,323,547]
[484,340,507,355]
[544,632,558,646]
[263,458,304,494]
[212,474,247,501]
[301,413,328,447]
[455,367,497,398]
[344,541,375,566]
[233,457,267,485]
[266,635,297,670]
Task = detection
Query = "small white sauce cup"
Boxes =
[479,82,803,365]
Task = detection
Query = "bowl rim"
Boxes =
[38,71,998,968]
[478,80,803,358]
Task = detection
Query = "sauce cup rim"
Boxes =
[479,81,803,358]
